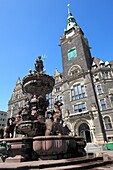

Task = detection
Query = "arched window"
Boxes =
[104,116,112,130]
[68,65,82,76]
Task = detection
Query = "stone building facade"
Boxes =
[7,77,30,118]
[8,7,113,144]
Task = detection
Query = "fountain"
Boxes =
[0,56,86,163]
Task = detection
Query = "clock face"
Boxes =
[68,47,77,60]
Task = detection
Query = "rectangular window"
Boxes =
[71,84,85,101]
[100,99,107,111]
[46,93,54,109]
[104,116,112,130]
[48,98,54,109]
[74,103,86,113]
[71,89,75,100]
[56,87,61,92]
[105,72,109,79]
[68,47,77,60]
[97,85,102,95]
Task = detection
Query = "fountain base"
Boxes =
[0,136,86,163]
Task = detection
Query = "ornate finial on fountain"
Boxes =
[35,56,44,73]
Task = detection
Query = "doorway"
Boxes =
[78,123,91,143]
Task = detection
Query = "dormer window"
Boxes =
[99,60,105,68]
[92,62,97,69]
[55,78,59,84]
[105,61,111,68]
[94,74,99,82]
[100,64,104,68]
[93,65,97,69]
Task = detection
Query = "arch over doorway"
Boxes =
[78,123,91,143]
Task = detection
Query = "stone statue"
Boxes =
[53,100,63,120]
[45,111,54,136]
[35,56,44,73]
[4,117,16,138]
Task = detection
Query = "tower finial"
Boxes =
[67,4,70,14]
[66,4,77,31]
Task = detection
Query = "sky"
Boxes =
[0,0,113,111]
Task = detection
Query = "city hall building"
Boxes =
[8,7,113,144]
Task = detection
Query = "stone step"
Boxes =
[91,163,113,169]
[0,155,112,170]
[40,160,110,170]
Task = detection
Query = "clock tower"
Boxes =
[60,4,92,77]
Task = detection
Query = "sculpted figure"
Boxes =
[53,100,63,120]
[35,56,44,73]
[45,111,54,136]
[4,117,16,138]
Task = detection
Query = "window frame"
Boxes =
[71,84,85,101]
[46,93,54,109]
[97,85,103,95]
[100,99,107,111]
[104,116,112,130]
[74,102,86,113]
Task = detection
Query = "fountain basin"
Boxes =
[23,73,55,96]
[0,136,86,162]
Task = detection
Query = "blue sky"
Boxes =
[0,0,113,111]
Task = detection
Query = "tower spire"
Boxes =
[66,4,77,31]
